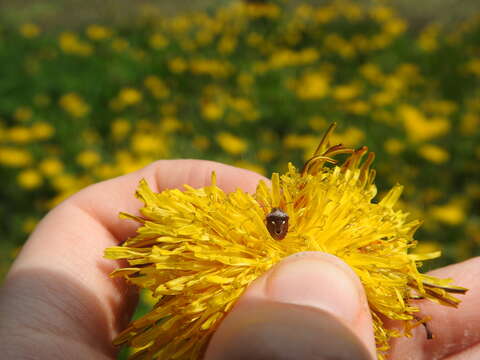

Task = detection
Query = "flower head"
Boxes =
[105,124,466,359]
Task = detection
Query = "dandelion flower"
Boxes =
[105,124,466,359]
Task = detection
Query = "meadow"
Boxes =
[0,0,479,355]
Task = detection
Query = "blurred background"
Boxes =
[1,0,479,356]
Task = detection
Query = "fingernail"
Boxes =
[265,252,362,324]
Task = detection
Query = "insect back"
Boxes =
[266,207,289,240]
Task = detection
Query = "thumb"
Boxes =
[205,252,376,360]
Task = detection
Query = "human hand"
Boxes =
[0,160,478,360]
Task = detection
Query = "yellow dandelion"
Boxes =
[17,169,43,190]
[418,144,450,164]
[59,92,90,118]
[149,33,169,50]
[39,157,64,177]
[201,102,223,121]
[430,201,466,226]
[295,72,330,100]
[106,125,466,359]
[76,150,101,168]
[59,32,93,56]
[8,126,32,144]
[216,132,248,156]
[0,147,32,167]
[19,23,41,38]
[111,118,131,141]
[86,24,112,41]
[119,88,143,106]
[32,121,55,140]
[384,138,405,155]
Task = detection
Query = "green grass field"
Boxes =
[0,0,479,357]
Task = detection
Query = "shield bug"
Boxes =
[266,207,289,240]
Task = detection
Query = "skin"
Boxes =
[0,159,478,360]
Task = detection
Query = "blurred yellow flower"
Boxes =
[217,35,237,54]
[360,63,384,84]
[144,75,170,99]
[331,126,365,147]
[383,18,407,36]
[384,138,405,155]
[118,88,143,106]
[216,132,248,155]
[314,5,337,23]
[246,32,263,47]
[431,201,466,226]
[267,48,319,69]
[295,72,330,99]
[345,100,370,115]
[111,118,131,141]
[237,73,254,89]
[342,2,363,21]
[169,15,191,33]
[149,33,169,49]
[398,105,450,142]
[8,126,32,144]
[371,91,396,106]
[59,93,90,118]
[324,34,355,58]
[59,32,93,56]
[168,57,188,73]
[51,173,77,192]
[0,147,32,167]
[196,29,214,46]
[13,106,33,122]
[32,122,55,140]
[308,116,327,131]
[460,112,480,135]
[17,169,43,189]
[202,102,224,121]
[332,83,361,101]
[77,150,101,168]
[39,157,64,176]
[283,134,318,150]
[418,24,440,52]
[370,5,394,22]
[111,38,129,52]
[131,133,168,156]
[190,58,232,78]
[465,58,480,76]
[86,25,112,40]
[418,144,450,164]
[243,2,281,18]
[160,117,182,133]
[19,23,40,38]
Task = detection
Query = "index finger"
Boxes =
[0,159,267,359]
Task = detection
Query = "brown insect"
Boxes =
[266,208,289,240]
